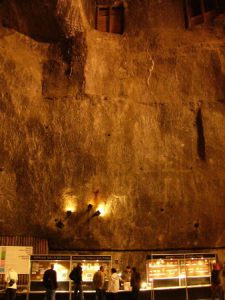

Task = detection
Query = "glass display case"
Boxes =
[71,255,112,291]
[147,256,185,288]
[146,253,216,289]
[29,255,112,292]
[30,255,71,292]
[185,254,214,286]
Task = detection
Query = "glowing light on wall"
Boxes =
[63,191,77,213]
[65,203,76,213]
[96,203,108,216]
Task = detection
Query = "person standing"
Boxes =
[219,263,225,300]
[121,266,131,290]
[4,268,18,300]
[211,263,221,300]
[107,268,120,300]
[69,263,84,300]
[93,266,105,300]
[43,264,58,300]
[130,267,141,300]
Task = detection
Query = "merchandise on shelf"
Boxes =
[146,253,216,289]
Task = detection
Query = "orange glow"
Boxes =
[96,203,108,216]
[62,189,77,212]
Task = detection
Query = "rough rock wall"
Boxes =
[0,0,224,251]
[0,0,85,41]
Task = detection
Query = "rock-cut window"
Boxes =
[185,0,225,28]
[95,3,124,34]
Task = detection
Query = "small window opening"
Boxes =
[110,6,124,34]
[185,0,225,28]
[97,7,110,32]
[96,3,124,34]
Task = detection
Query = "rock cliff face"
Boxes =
[0,0,224,250]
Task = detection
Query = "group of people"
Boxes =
[211,262,225,300]
[6,262,225,300]
[69,264,141,300]
[42,264,141,300]
[42,261,225,300]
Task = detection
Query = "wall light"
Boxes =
[55,210,72,229]
[55,220,64,229]
[96,204,107,216]
[66,210,72,218]
[92,210,101,217]
[87,204,93,211]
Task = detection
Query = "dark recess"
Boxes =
[196,108,206,161]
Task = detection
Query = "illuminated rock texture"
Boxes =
[0,0,224,250]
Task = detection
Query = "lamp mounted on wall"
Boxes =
[55,210,72,229]
[55,219,64,229]
[87,204,93,211]
[66,210,72,218]
[92,210,101,217]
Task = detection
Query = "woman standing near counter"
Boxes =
[107,268,120,300]
[4,268,18,300]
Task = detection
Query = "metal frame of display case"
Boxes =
[146,252,217,300]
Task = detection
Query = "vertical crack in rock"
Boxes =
[60,36,76,76]
[196,108,206,161]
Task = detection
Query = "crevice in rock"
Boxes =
[194,222,199,229]
[196,108,206,161]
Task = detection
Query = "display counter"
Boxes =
[146,253,216,289]
[30,255,71,292]
[0,285,211,300]
[30,255,112,293]
[13,290,152,300]
[71,255,111,291]
[0,252,214,300]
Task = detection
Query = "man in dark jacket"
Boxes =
[69,263,83,300]
[211,263,221,300]
[43,264,58,300]
[130,267,141,300]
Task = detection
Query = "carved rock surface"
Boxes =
[0,0,224,251]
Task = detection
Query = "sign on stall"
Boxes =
[0,246,33,274]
